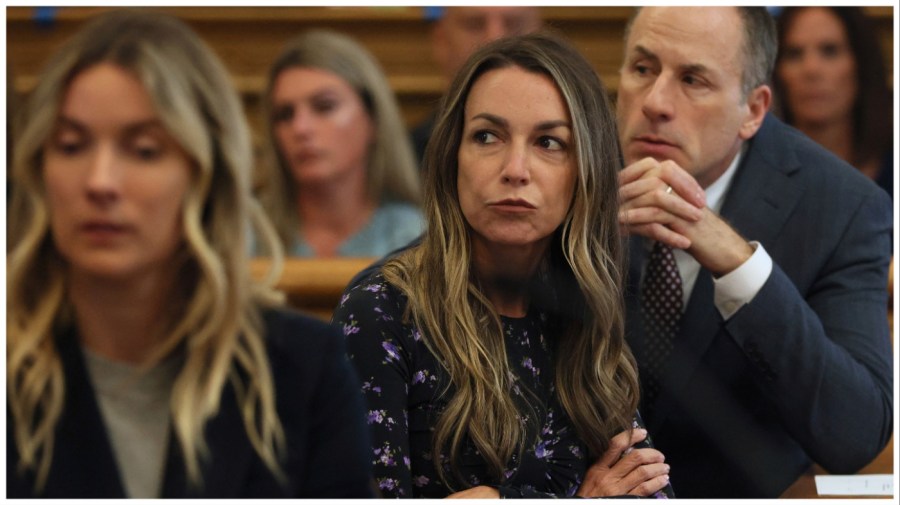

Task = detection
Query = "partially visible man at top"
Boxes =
[410,6,542,163]
[616,6,892,498]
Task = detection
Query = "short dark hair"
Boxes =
[737,7,777,95]
[624,7,776,98]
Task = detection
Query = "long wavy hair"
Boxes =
[382,32,639,488]
[258,29,421,250]
[774,6,893,169]
[7,10,287,491]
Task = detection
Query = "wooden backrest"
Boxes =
[251,257,376,321]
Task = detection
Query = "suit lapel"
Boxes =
[160,373,255,497]
[45,330,127,497]
[50,329,256,498]
[720,115,803,246]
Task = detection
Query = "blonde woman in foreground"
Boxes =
[6,10,372,498]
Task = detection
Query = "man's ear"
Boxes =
[739,84,772,140]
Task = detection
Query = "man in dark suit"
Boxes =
[615,7,893,498]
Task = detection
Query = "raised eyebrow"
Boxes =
[535,120,571,132]
[470,112,508,128]
[630,45,659,64]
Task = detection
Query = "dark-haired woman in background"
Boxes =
[775,6,893,199]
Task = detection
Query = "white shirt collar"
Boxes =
[705,145,745,212]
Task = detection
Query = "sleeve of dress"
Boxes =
[333,278,416,498]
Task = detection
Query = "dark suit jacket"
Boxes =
[7,308,374,498]
[625,114,894,498]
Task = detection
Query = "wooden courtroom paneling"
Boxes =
[9,5,892,134]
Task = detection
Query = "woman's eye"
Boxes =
[128,134,166,161]
[54,140,84,155]
[134,146,162,161]
[130,143,163,161]
[473,130,498,144]
[537,136,565,151]
[272,105,294,123]
[49,128,86,155]
[312,99,338,114]
[782,47,803,62]
[820,43,841,58]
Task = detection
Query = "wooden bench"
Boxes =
[251,257,376,321]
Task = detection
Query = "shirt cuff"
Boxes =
[713,241,772,320]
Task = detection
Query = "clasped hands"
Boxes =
[445,429,669,499]
[618,157,753,277]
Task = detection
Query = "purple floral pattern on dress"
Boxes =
[335,272,671,498]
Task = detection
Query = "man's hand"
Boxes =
[619,157,753,276]
[576,428,670,497]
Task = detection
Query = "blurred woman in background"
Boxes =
[775,6,893,199]
[6,10,372,498]
[258,30,423,257]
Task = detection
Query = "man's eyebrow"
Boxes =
[680,63,711,76]
[632,45,711,75]
[631,45,659,62]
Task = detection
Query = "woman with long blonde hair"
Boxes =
[333,33,673,498]
[257,29,423,257]
[7,10,372,498]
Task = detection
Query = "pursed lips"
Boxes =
[80,220,129,233]
[292,148,322,163]
[489,198,537,210]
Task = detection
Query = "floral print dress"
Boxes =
[334,271,670,498]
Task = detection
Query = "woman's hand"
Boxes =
[576,428,670,497]
[446,485,501,498]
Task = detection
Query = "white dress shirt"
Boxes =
[664,148,774,320]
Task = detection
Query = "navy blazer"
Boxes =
[7,308,375,498]
[625,114,893,497]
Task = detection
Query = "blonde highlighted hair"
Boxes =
[258,29,421,249]
[7,10,287,491]
[382,32,639,488]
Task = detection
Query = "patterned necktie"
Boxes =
[640,241,683,410]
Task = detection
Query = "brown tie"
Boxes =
[640,241,683,409]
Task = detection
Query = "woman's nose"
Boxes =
[85,144,121,203]
[500,147,530,185]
